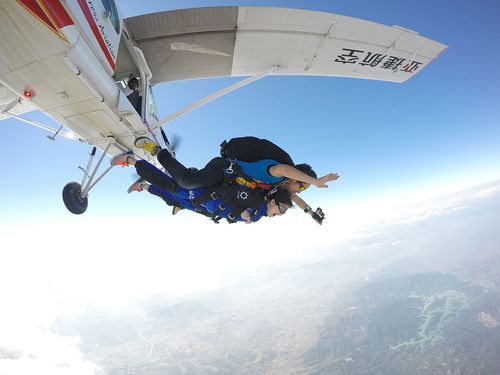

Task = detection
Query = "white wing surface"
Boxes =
[124,6,447,85]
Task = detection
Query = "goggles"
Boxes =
[277,203,288,215]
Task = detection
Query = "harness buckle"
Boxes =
[225,159,236,174]
[210,191,218,200]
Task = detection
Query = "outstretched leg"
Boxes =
[156,149,227,189]
[134,159,178,193]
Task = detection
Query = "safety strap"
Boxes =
[223,157,286,197]
[189,158,274,223]
[191,190,220,208]
[190,189,244,224]
[264,178,290,200]
[211,203,243,224]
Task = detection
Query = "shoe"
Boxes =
[135,136,161,156]
[110,151,134,167]
[172,206,184,215]
[127,178,146,193]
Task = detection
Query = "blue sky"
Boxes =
[1,0,499,223]
[0,2,499,371]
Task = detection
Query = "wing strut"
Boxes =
[80,141,114,198]
[151,67,279,130]
[2,110,85,142]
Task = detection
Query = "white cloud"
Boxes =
[380,181,500,226]
[0,330,102,375]
[0,207,341,373]
[1,179,499,371]
[391,241,404,246]
[0,242,102,374]
[326,180,500,230]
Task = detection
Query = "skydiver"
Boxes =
[110,153,291,223]
[134,137,337,224]
[134,137,339,191]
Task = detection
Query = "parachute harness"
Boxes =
[225,159,236,175]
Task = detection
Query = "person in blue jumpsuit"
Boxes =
[145,181,290,223]
[111,154,291,223]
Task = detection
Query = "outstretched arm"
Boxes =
[269,164,339,188]
[291,194,323,225]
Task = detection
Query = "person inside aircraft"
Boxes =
[122,77,141,114]
[110,152,292,223]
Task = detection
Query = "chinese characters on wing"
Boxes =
[334,48,423,73]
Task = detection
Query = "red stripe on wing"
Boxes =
[76,0,116,70]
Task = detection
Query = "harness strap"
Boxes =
[211,204,246,224]
[211,203,224,224]
[265,178,290,199]
[188,159,274,223]
[222,157,289,199]
[190,189,219,208]
[190,190,242,224]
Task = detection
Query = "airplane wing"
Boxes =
[0,83,37,120]
[124,6,448,85]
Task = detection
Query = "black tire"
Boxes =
[62,182,88,215]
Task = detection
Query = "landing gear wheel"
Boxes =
[62,182,88,215]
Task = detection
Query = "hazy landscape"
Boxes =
[53,181,500,374]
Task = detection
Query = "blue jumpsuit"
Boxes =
[135,160,267,222]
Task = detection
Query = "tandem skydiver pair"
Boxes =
[111,136,339,224]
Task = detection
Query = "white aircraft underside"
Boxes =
[0,0,447,214]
